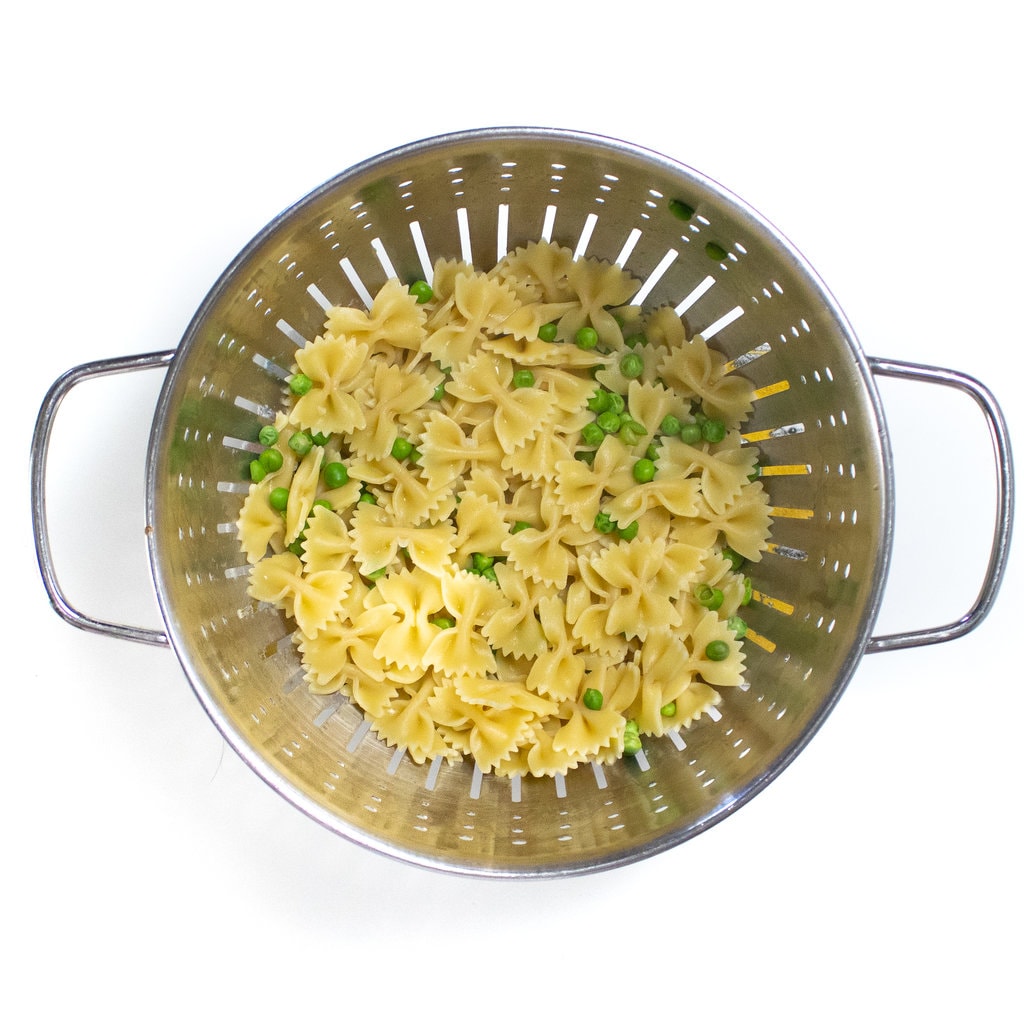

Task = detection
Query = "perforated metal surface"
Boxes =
[145,128,894,875]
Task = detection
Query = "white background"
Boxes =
[5,2,1021,1021]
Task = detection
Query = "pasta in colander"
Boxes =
[237,241,772,776]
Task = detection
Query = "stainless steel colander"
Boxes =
[31,127,1014,877]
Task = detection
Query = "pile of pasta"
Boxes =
[237,240,772,777]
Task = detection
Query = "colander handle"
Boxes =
[866,357,1015,653]
[31,350,176,648]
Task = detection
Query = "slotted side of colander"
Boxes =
[146,128,891,876]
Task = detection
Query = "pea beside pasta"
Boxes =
[236,240,772,777]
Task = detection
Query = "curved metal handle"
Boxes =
[31,350,176,647]
[866,357,1015,653]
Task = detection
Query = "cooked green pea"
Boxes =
[741,576,753,605]
[365,566,388,580]
[722,546,745,570]
[596,410,622,433]
[310,431,330,446]
[705,639,731,661]
[289,373,313,396]
[472,552,495,572]
[668,198,695,221]
[727,615,748,638]
[624,332,647,349]
[512,369,535,388]
[288,431,313,455]
[680,422,703,445]
[249,459,266,483]
[622,719,642,756]
[620,352,644,379]
[538,322,558,342]
[695,583,725,610]
[618,418,647,446]
[583,688,604,711]
[588,389,612,414]
[511,520,533,533]
[660,414,681,436]
[617,520,639,541]
[431,615,455,629]
[323,462,349,489]
[580,422,605,447]
[607,392,626,415]
[575,326,599,350]
[391,437,414,460]
[409,280,433,303]
[259,447,284,472]
[701,418,727,444]
[359,489,377,505]
[268,486,289,512]
[632,457,656,483]
[258,425,279,446]
[661,701,677,718]
[432,380,446,401]
[594,511,616,534]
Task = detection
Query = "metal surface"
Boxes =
[31,127,1015,876]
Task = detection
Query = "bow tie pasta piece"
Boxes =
[370,680,450,766]
[423,570,510,678]
[289,334,371,435]
[300,504,353,574]
[237,478,286,563]
[693,480,773,563]
[247,550,351,639]
[658,433,758,516]
[298,603,399,695]
[349,501,455,577]
[371,567,446,672]
[346,361,436,459]
[525,595,586,702]
[325,278,429,353]
[657,331,755,428]
[493,241,577,303]
[445,351,558,453]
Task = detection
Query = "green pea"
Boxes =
[596,410,622,434]
[310,431,330,446]
[391,437,414,460]
[249,459,266,483]
[431,615,455,629]
[701,418,727,444]
[668,198,695,221]
[365,566,388,580]
[722,546,746,571]
[323,462,349,489]
[695,583,725,610]
[288,431,313,456]
[617,520,639,541]
[583,688,604,711]
[409,280,433,304]
[594,512,616,535]
[471,552,495,572]
[660,414,681,436]
[289,373,313,396]
[727,615,748,639]
[608,393,626,415]
[580,422,606,447]
[632,457,656,483]
[432,380,446,402]
[705,640,731,661]
[268,487,289,512]
[588,389,613,414]
[618,418,648,447]
[538,322,559,342]
[680,422,703,445]
[622,719,642,757]
[511,520,533,533]
[575,326,599,350]
[620,352,644,380]
[741,576,753,605]
[512,369,535,389]
[258,425,279,446]
[624,332,647,349]
[359,489,377,505]
[661,701,677,718]
[287,538,305,557]
[259,447,284,472]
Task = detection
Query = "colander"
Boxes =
[31,127,1014,878]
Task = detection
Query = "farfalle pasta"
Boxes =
[237,241,772,777]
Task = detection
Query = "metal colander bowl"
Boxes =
[32,127,1014,877]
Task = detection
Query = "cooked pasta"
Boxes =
[237,241,771,777]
